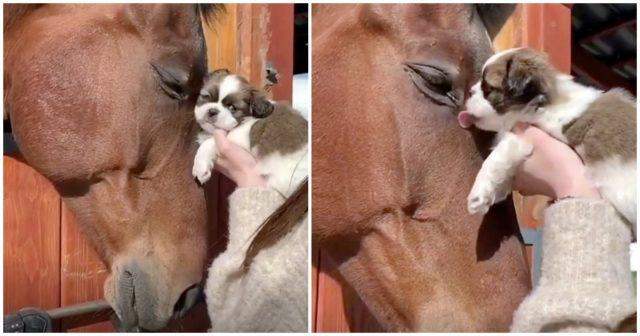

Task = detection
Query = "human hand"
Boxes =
[512,123,600,200]
[212,130,267,188]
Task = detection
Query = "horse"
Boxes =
[4,4,221,331]
[312,4,531,331]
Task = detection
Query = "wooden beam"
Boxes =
[523,4,572,72]
[3,155,61,322]
[579,19,636,46]
[572,46,635,92]
[612,57,636,71]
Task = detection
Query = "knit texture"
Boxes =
[511,199,636,332]
[205,187,308,332]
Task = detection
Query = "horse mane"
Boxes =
[475,4,516,39]
[3,4,43,33]
[243,178,308,269]
[196,4,225,27]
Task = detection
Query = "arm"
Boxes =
[509,124,635,332]
[511,198,635,332]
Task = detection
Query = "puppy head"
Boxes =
[459,48,558,131]
[195,69,274,132]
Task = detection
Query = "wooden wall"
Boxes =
[3,4,294,332]
[311,4,572,332]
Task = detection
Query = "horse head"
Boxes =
[313,4,530,331]
[4,4,221,330]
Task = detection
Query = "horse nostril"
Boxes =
[173,284,202,318]
[207,108,219,117]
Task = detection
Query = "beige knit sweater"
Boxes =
[511,198,636,332]
[204,187,308,332]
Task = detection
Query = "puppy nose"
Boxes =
[207,108,219,117]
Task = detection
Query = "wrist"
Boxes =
[234,168,267,188]
[554,171,600,200]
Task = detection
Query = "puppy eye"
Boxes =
[228,105,236,111]
[199,90,211,99]
[403,62,458,107]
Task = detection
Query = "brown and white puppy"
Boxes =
[458,48,636,229]
[193,69,308,197]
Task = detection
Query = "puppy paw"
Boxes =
[192,159,214,184]
[467,181,496,215]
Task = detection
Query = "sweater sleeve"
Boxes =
[224,187,285,253]
[511,198,636,332]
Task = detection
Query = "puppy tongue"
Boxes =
[457,111,477,129]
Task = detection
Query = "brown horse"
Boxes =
[313,4,531,331]
[4,4,220,331]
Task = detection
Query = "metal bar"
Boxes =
[46,300,111,320]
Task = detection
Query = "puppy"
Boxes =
[458,48,636,229]
[193,69,308,197]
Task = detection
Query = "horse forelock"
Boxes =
[196,4,224,27]
[3,4,42,33]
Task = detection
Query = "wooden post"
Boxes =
[494,3,572,283]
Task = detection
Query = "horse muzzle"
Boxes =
[106,260,202,331]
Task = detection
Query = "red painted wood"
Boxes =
[524,3,572,72]
[3,155,61,314]
[314,251,383,332]
[60,203,113,332]
[311,247,319,330]
[266,4,294,102]
[315,251,350,332]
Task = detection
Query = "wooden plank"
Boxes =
[3,155,61,314]
[495,4,572,232]
[494,3,572,285]
[523,3,572,72]
[266,3,294,101]
[315,251,350,332]
[237,4,270,86]
[311,247,319,330]
[314,251,383,332]
[204,3,238,72]
[60,203,113,332]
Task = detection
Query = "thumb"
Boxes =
[212,129,228,145]
[511,122,530,135]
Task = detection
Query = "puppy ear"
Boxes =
[504,57,548,107]
[250,89,274,118]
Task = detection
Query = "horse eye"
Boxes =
[199,90,211,99]
[403,62,457,107]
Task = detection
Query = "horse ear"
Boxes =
[476,4,516,40]
[250,89,274,118]
[150,62,189,100]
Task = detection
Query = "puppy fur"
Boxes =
[193,69,308,197]
[463,48,636,230]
